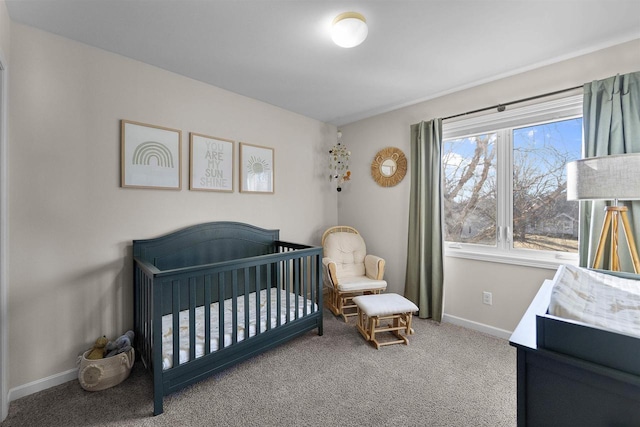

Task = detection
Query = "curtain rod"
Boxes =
[442,85,583,121]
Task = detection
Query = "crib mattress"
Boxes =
[549,264,640,338]
[162,289,316,370]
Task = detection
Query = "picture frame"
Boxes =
[239,142,274,194]
[121,120,182,190]
[189,133,234,192]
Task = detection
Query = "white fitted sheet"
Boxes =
[162,289,316,370]
[549,264,640,338]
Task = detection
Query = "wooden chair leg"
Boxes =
[339,294,349,321]
[369,316,380,349]
[326,288,339,315]
[406,313,414,335]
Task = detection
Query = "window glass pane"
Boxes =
[443,133,497,246]
[512,118,582,252]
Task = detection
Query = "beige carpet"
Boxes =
[1,309,517,426]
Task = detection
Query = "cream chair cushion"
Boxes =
[334,275,387,292]
[324,232,366,277]
[323,232,387,291]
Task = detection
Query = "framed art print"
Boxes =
[121,120,182,190]
[239,142,274,194]
[190,133,234,192]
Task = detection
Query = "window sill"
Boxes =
[444,247,578,270]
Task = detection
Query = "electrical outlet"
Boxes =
[482,291,493,306]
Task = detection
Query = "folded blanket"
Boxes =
[549,264,640,338]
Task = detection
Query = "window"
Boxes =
[442,95,582,268]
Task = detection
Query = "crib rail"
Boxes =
[133,240,322,415]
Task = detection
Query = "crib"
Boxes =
[133,221,323,415]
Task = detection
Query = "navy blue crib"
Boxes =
[133,222,323,415]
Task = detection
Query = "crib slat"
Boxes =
[204,275,211,355]
[188,278,196,362]
[218,272,225,350]
[244,267,250,341]
[275,262,281,327]
[294,258,300,319]
[255,266,261,336]
[172,280,181,370]
[232,270,238,345]
[302,256,308,316]
[285,259,291,323]
[140,273,146,362]
[266,263,272,331]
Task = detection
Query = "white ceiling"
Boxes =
[6,1,640,125]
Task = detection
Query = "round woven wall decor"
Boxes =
[371,147,407,187]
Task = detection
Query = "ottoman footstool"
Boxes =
[352,293,418,349]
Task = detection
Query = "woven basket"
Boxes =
[77,348,135,392]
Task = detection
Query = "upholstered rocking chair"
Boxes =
[321,226,387,322]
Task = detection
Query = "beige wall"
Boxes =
[0,0,9,419]
[0,0,8,57]
[339,39,640,334]
[7,23,337,390]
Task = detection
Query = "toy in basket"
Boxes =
[78,331,135,391]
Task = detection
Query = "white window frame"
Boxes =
[442,94,582,270]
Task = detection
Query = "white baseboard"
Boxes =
[442,313,513,340]
[8,368,78,403]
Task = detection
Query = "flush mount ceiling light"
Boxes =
[331,12,368,48]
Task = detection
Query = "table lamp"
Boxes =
[566,153,640,273]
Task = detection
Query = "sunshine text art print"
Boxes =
[239,142,274,194]
[190,133,234,192]
[121,120,182,190]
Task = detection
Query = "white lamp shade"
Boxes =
[566,153,640,201]
[332,12,368,48]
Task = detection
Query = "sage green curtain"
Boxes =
[580,72,640,272]
[405,119,444,321]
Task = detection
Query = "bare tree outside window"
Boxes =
[443,117,581,254]
[512,119,581,252]
[443,133,497,246]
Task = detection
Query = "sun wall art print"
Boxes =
[239,142,274,194]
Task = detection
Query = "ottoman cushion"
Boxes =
[353,293,418,317]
